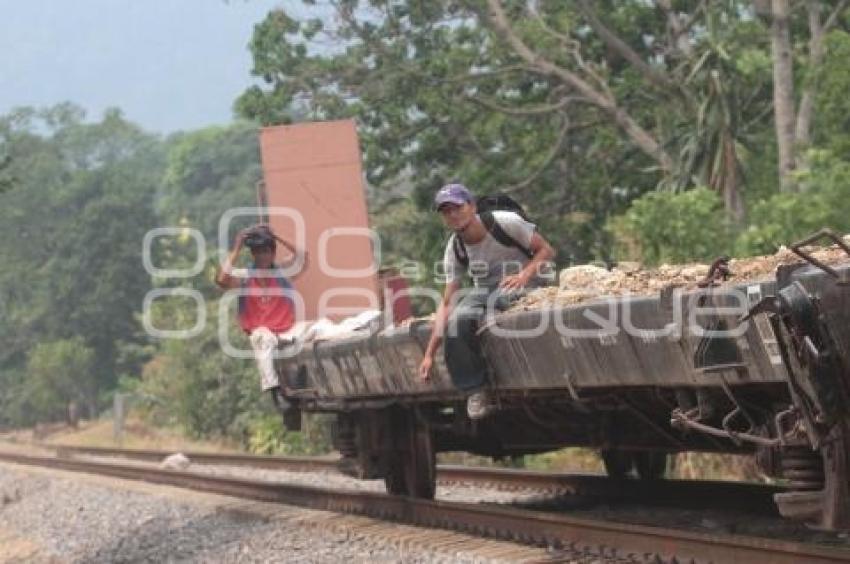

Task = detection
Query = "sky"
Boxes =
[0,0,287,134]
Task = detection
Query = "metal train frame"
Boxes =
[275,229,850,530]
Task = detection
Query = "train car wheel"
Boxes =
[383,413,436,499]
[634,452,667,480]
[601,450,632,479]
[383,457,407,495]
[403,426,436,499]
[819,421,850,529]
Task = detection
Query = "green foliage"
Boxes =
[814,31,850,156]
[619,150,850,262]
[137,300,264,438]
[246,413,331,455]
[0,154,14,193]
[370,198,448,311]
[0,105,285,442]
[235,2,687,264]
[24,337,96,423]
[736,150,850,254]
[138,294,334,450]
[160,123,261,240]
[735,192,831,255]
[620,188,734,265]
[0,105,161,425]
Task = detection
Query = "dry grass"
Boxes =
[442,448,766,482]
[439,448,604,473]
[671,452,768,482]
[1,416,242,454]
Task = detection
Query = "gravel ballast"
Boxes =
[0,462,550,563]
[71,453,546,505]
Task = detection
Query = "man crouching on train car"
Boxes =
[215,224,307,414]
[418,183,556,419]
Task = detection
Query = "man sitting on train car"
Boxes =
[215,224,308,412]
[418,183,556,419]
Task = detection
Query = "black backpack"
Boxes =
[452,194,534,268]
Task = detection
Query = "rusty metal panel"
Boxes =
[259,120,378,322]
[284,264,850,403]
[314,346,349,397]
[615,297,699,387]
[282,326,451,400]
[373,329,419,394]
[316,337,369,396]
[482,288,790,392]
[677,280,784,385]
[481,309,565,389]
[380,324,456,394]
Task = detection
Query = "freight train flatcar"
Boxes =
[274,229,850,530]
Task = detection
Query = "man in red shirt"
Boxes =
[216,225,307,408]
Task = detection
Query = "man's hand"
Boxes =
[234,227,252,249]
[418,355,433,381]
[499,269,532,292]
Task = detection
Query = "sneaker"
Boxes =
[269,387,302,431]
[466,390,494,420]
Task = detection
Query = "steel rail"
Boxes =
[53,444,339,471]
[49,444,785,512]
[1,450,848,564]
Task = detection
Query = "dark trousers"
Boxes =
[443,287,518,391]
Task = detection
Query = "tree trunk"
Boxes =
[721,132,745,223]
[770,0,798,192]
[609,105,675,174]
[66,400,79,428]
[485,0,675,174]
[656,0,694,56]
[795,1,824,149]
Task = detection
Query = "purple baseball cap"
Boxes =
[434,183,473,210]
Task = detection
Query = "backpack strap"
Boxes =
[452,234,469,268]
[451,212,533,270]
[480,211,534,259]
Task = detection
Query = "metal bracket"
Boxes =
[790,228,850,285]
[740,295,780,322]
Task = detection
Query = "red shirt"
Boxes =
[238,275,295,334]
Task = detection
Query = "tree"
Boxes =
[736,149,850,254]
[235,1,781,257]
[0,105,162,423]
[160,122,262,241]
[812,30,850,156]
[25,338,96,424]
[0,154,13,193]
[619,187,733,265]
[138,299,266,439]
[759,0,850,191]
[664,6,773,223]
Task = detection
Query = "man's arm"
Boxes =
[215,230,248,290]
[418,279,461,380]
[499,232,556,291]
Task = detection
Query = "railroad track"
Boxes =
[48,444,784,514]
[1,448,848,563]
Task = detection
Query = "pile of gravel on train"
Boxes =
[513,233,850,311]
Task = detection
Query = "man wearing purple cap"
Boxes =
[419,183,556,419]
